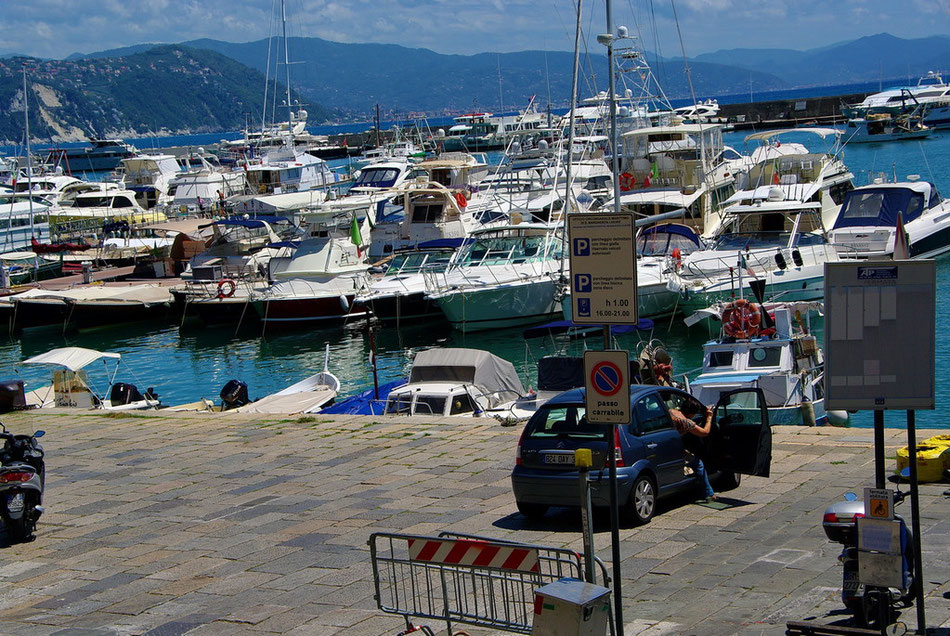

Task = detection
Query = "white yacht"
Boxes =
[829,179,950,259]
[843,71,950,129]
[118,153,181,209]
[734,128,855,232]
[168,154,246,211]
[0,192,53,249]
[844,113,932,143]
[615,120,746,238]
[425,223,566,332]
[668,188,839,315]
[244,142,344,197]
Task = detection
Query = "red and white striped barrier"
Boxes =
[407,537,540,573]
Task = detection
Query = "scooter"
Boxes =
[822,487,917,630]
[0,422,45,542]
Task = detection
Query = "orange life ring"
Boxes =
[721,298,761,339]
[454,191,468,208]
[619,172,635,192]
[217,279,237,299]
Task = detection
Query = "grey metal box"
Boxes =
[532,578,611,636]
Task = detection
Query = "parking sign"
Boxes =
[568,214,637,325]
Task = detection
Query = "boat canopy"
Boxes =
[208,215,288,229]
[408,348,525,396]
[23,346,120,372]
[744,128,842,142]
[833,184,932,229]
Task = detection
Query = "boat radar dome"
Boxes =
[510,142,522,155]
[625,88,633,98]
[768,186,784,202]
[907,174,921,182]
[437,128,445,137]
[617,25,628,38]
[538,140,549,151]
[619,107,630,117]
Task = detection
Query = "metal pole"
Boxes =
[577,453,596,584]
[873,410,885,488]
[906,410,926,634]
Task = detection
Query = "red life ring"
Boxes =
[217,279,237,299]
[721,298,761,339]
[619,172,635,192]
[454,191,468,208]
[671,247,682,270]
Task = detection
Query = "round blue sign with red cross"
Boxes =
[590,361,623,396]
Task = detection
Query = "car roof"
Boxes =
[544,384,672,407]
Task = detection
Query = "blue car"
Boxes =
[510,385,772,525]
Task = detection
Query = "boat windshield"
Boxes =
[353,166,402,189]
[459,234,557,266]
[385,250,453,275]
[713,211,825,250]
[834,187,928,228]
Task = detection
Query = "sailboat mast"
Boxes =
[281,0,293,139]
[23,69,35,242]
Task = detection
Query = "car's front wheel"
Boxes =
[622,474,656,526]
[516,501,548,520]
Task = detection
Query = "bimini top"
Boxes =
[23,347,121,372]
[408,348,525,396]
[744,128,842,142]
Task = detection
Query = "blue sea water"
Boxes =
[1,127,948,429]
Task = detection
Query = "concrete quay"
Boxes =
[0,409,946,636]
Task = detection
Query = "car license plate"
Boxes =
[6,493,23,513]
[543,453,575,465]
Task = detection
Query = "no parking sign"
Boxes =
[584,350,631,425]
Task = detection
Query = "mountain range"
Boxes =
[1,32,947,143]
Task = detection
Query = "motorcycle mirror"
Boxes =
[885,622,908,636]
[33,430,44,438]
[844,492,858,501]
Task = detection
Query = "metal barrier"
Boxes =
[370,531,614,635]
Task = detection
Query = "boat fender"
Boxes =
[826,410,850,427]
[217,279,237,299]
[339,295,350,312]
[775,251,787,270]
[619,172,635,191]
[800,398,816,427]
[791,249,803,267]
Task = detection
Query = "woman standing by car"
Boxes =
[669,401,717,502]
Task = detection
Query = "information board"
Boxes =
[568,214,637,325]
[825,261,936,410]
[584,350,631,425]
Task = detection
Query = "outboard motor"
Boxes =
[109,383,145,406]
[0,381,26,414]
[220,380,250,410]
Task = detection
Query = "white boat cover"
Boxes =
[232,388,337,414]
[408,348,526,396]
[13,285,172,304]
[137,218,209,238]
[23,346,120,371]
[617,187,705,209]
[744,128,842,142]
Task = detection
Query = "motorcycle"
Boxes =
[0,422,45,542]
[822,487,917,630]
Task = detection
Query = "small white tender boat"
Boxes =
[22,346,160,410]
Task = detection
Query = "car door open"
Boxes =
[708,388,772,478]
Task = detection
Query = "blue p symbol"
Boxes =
[577,297,591,317]
[574,273,592,293]
[573,238,590,256]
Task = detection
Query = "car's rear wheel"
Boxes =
[715,471,741,491]
[516,501,548,520]
[622,474,656,526]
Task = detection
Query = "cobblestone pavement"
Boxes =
[0,410,946,635]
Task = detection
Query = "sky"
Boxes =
[0,0,948,60]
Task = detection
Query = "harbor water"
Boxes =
[2,129,949,428]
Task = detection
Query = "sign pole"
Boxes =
[874,410,886,489]
[906,409,926,632]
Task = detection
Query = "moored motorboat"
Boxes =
[829,179,950,259]
[21,346,160,410]
[685,301,847,427]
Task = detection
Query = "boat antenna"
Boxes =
[563,0,584,231]
[281,0,294,145]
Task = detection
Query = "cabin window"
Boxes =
[449,393,477,415]
[708,350,734,368]
[414,395,446,415]
[412,203,443,223]
[829,181,854,206]
[749,347,781,367]
[113,197,134,208]
[282,168,302,182]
